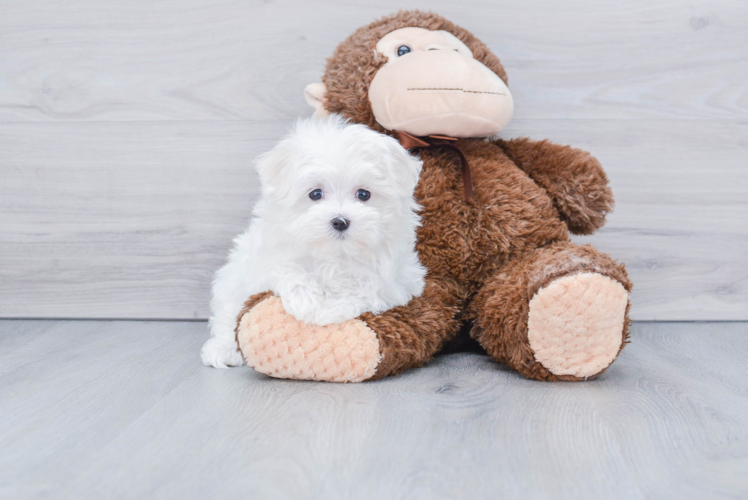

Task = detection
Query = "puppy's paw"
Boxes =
[200,337,244,368]
[312,301,362,326]
[280,284,323,324]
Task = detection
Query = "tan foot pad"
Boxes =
[237,296,381,383]
[527,272,629,378]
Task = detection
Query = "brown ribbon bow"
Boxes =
[392,130,473,199]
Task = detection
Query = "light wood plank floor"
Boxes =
[1,321,746,499]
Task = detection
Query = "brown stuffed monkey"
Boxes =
[235,10,632,382]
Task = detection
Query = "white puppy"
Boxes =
[201,115,426,368]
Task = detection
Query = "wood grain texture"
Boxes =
[1,0,746,122]
[0,0,746,320]
[0,120,279,319]
[0,320,747,499]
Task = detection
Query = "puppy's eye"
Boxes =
[356,189,371,201]
[309,189,323,201]
[396,45,411,57]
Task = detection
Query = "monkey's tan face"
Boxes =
[367,27,513,138]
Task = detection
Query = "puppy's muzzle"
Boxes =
[331,217,350,232]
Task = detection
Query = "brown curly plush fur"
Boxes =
[495,138,614,235]
[355,136,630,381]
[241,10,631,382]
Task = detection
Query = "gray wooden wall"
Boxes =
[1,0,746,320]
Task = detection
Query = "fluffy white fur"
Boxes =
[201,115,426,368]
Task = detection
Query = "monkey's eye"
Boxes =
[356,189,371,201]
[309,189,324,201]
[396,45,411,57]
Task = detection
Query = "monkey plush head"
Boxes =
[305,11,514,138]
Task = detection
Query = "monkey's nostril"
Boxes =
[331,217,350,232]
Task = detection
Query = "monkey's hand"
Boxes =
[493,137,614,235]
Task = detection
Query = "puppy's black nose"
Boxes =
[331,217,350,232]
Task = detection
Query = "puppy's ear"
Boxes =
[254,143,292,198]
[384,137,423,197]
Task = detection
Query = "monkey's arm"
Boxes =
[493,138,614,235]
[358,275,463,379]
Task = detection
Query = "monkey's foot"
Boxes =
[237,296,381,382]
[527,272,629,378]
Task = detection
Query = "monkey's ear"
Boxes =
[304,83,329,117]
